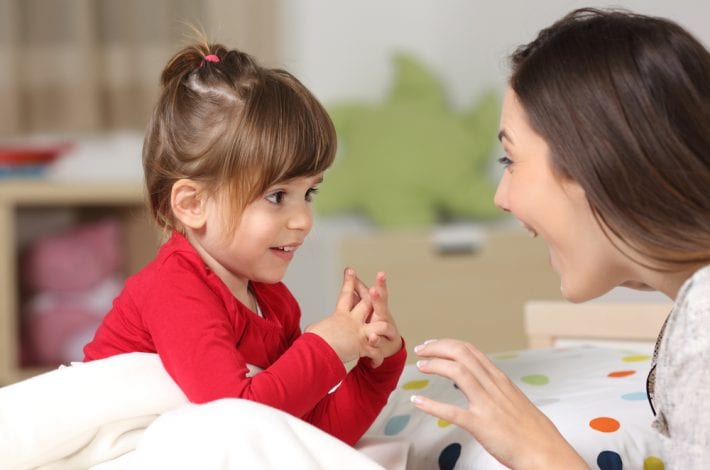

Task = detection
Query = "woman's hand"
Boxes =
[412,338,586,470]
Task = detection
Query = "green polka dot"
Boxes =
[402,379,429,390]
[643,456,664,470]
[521,374,549,385]
[622,354,650,362]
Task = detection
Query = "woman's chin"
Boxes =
[559,278,606,304]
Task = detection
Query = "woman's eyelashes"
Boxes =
[497,155,513,168]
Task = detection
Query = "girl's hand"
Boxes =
[305,269,395,365]
[365,272,403,365]
[411,339,586,470]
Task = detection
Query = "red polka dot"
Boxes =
[607,370,635,378]
[590,417,620,433]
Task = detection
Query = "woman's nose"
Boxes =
[493,174,511,213]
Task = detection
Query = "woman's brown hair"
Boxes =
[142,38,336,234]
[510,8,710,269]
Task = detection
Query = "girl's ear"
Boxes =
[171,179,207,230]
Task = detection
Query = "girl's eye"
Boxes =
[497,155,513,168]
[265,191,285,204]
[305,187,319,202]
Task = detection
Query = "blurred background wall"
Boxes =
[0,1,706,376]
[0,0,277,135]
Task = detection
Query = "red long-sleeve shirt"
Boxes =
[84,232,406,445]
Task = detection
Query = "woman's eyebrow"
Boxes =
[497,129,510,143]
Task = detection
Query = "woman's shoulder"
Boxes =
[666,264,710,350]
[678,264,710,310]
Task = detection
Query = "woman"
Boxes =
[412,8,710,469]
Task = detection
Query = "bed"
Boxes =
[0,301,671,469]
[364,301,671,469]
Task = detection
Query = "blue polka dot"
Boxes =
[597,450,623,470]
[384,414,410,435]
[438,443,462,470]
[622,391,647,401]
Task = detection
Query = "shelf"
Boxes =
[0,179,159,385]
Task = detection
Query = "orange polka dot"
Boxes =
[608,370,635,378]
[590,417,620,433]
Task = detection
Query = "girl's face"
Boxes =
[196,173,323,296]
[494,87,636,302]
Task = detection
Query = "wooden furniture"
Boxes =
[524,300,671,349]
[0,180,160,385]
[340,227,567,358]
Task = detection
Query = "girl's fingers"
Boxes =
[335,268,358,311]
[368,332,381,347]
[365,320,396,340]
[367,346,384,368]
[374,272,388,301]
[353,275,371,303]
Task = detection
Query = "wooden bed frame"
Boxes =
[524,301,672,349]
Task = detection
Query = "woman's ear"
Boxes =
[171,179,207,230]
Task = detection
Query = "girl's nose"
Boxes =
[288,203,313,231]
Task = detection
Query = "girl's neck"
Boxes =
[184,231,253,307]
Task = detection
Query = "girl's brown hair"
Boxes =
[510,8,710,269]
[142,38,336,233]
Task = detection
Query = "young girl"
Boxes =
[412,8,710,468]
[83,40,406,446]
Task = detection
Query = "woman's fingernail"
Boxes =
[410,395,423,404]
[416,359,428,368]
[414,339,436,353]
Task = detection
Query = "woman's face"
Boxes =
[494,87,636,302]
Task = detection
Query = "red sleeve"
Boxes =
[143,258,348,419]
[303,339,407,445]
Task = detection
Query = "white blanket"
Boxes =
[0,353,407,470]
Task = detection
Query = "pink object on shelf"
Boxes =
[23,218,122,292]
[24,308,102,365]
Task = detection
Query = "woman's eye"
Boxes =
[265,191,285,204]
[305,187,319,202]
[497,155,513,167]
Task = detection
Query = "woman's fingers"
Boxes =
[410,395,475,434]
[415,339,517,405]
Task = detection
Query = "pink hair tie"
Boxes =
[204,54,220,63]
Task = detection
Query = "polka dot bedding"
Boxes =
[364,346,663,469]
